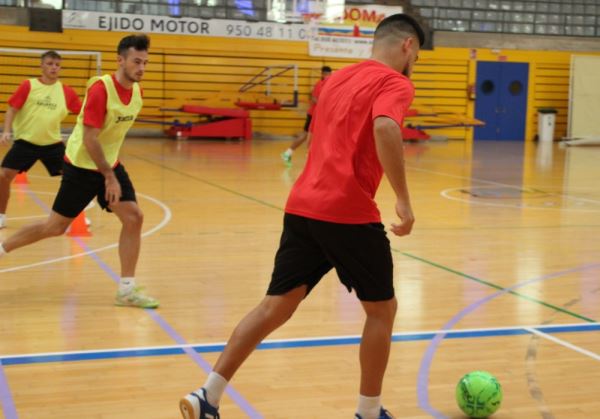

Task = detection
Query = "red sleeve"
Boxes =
[62,84,82,115]
[312,80,324,99]
[7,80,31,110]
[83,80,107,129]
[371,76,415,127]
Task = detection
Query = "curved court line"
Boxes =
[3,178,261,417]
[0,192,171,274]
[408,165,600,209]
[4,190,97,222]
[416,262,600,418]
[440,187,600,212]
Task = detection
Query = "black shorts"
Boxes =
[268,213,394,302]
[1,139,65,176]
[303,114,313,132]
[51,162,137,218]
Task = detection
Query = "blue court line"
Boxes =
[2,323,599,366]
[15,187,263,418]
[416,262,600,419]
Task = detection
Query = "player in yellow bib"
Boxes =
[0,35,158,309]
[0,50,82,228]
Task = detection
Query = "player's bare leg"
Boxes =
[0,167,18,228]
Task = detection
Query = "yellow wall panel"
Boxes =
[1,24,600,140]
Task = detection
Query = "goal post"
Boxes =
[0,47,102,130]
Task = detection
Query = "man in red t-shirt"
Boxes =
[180,14,424,419]
[280,65,332,167]
[0,50,81,228]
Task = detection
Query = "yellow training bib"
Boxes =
[66,74,142,170]
[12,79,68,146]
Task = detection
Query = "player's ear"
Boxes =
[402,36,415,53]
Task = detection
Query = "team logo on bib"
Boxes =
[36,95,57,110]
[116,115,134,123]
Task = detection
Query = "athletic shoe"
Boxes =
[0,215,5,229]
[355,407,394,419]
[180,388,220,419]
[115,286,159,309]
[280,152,292,167]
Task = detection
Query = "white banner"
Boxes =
[308,31,373,59]
[308,4,402,58]
[62,10,308,41]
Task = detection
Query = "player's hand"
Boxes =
[104,173,122,205]
[0,132,11,145]
[390,199,414,237]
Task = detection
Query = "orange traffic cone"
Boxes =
[67,211,92,237]
[14,172,28,184]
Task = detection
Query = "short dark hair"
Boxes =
[321,66,332,73]
[41,50,61,61]
[117,34,150,56]
[374,14,425,47]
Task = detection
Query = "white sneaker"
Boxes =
[180,388,220,419]
[0,215,6,229]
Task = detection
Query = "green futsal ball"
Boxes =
[456,371,503,418]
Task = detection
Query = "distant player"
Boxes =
[181,14,424,419]
[0,35,158,309]
[0,50,82,228]
[280,65,332,166]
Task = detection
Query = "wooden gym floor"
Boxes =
[0,138,599,418]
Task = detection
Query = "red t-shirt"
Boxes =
[8,79,82,114]
[307,78,327,116]
[83,74,142,128]
[285,60,415,224]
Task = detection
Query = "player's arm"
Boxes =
[0,106,18,145]
[1,80,29,144]
[64,85,83,115]
[82,125,121,204]
[374,116,414,237]
[81,81,121,204]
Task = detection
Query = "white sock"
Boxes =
[284,148,293,156]
[119,277,135,294]
[0,243,6,257]
[357,395,381,419]
[202,371,228,407]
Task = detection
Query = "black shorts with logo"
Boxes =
[268,213,394,302]
[1,139,65,176]
[51,162,137,218]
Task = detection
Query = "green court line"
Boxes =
[131,154,284,211]
[133,152,597,324]
[395,249,597,323]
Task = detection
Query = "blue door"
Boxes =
[474,62,529,141]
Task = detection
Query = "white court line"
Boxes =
[408,165,600,208]
[1,322,597,361]
[6,215,46,221]
[4,190,97,220]
[525,327,600,362]
[0,192,171,274]
[440,187,600,212]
